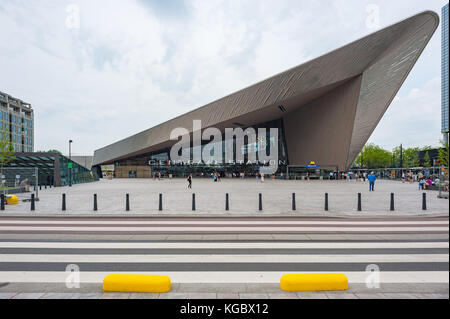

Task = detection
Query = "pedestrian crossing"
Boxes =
[0,239,447,284]
[0,216,448,288]
[0,216,448,234]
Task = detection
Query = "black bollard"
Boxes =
[93,194,98,211]
[192,193,196,211]
[422,193,427,211]
[292,193,296,211]
[126,194,130,211]
[357,193,362,211]
[62,193,66,211]
[45,184,47,189]
[39,185,41,190]
[159,194,163,211]
[325,193,329,211]
[259,193,262,211]
[0,194,4,211]
[31,194,35,211]
[226,193,229,211]
[390,193,394,211]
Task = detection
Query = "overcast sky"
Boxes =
[0,0,447,156]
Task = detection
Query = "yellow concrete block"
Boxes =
[5,195,19,205]
[280,274,348,292]
[103,274,171,293]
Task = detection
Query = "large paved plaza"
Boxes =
[4,178,449,216]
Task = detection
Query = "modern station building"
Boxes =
[92,11,439,178]
[0,90,34,152]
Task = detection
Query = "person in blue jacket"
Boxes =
[368,171,377,191]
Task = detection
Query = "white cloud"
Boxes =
[368,77,442,150]
[0,0,446,156]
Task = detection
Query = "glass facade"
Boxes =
[115,119,289,177]
[7,153,97,186]
[443,3,449,134]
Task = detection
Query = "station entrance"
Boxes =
[286,165,339,180]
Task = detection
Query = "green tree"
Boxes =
[0,124,16,191]
[438,134,449,167]
[403,147,421,167]
[355,144,392,168]
[423,151,431,167]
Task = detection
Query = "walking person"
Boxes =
[368,171,376,191]
[187,174,192,189]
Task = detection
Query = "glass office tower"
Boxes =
[442,3,449,138]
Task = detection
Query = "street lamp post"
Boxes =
[69,140,73,187]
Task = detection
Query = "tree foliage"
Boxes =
[438,134,449,167]
[423,151,431,167]
[0,124,15,169]
[355,144,392,168]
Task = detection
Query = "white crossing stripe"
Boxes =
[0,220,447,225]
[0,242,447,249]
[0,254,447,263]
[0,226,447,232]
[0,271,447,284]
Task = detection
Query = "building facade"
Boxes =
[0,90,34,152]
[92,11,439,178]
[442,3,449,136]
[6,152,96,187]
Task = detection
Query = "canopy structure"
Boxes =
[93,11,439,172]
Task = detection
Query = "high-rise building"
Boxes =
[442,3,449,137]
[0,90,34,152]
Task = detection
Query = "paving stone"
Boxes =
[0,293,17,299]
[71,293,103,299]
[355,293,386,299]
[245,284,280,293]
[41,293,75,299]
[326,293,358,299]
[217,293,239,299]
[381,293,417,299]
[268,293,298,299]
[296,292,329,299]
[100,293,131,299]
[12,293,45,299]
[129,293,160,299]
[159,293,189,299]
[415,294,449,299]
[239,293,269,299]
[187,293,217,299]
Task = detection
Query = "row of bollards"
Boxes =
[18,192,429,212]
